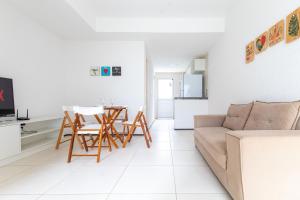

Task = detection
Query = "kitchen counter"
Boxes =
[174,98,208,130]
[174,97,208,100]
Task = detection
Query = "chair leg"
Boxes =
[147,131,152,143]
[144,126,152,144]
[143,115,152,142]
[96,131,103,163]
[55,117,66,150]
[67,132,76,163]
[106,133,112,152]
[81,135,89,152]
[122,124,126,141]
[103,124,118,149]
[107,133,119,149]
[126,126,130,137]
[142,115,152,143]
[123,125,135,148]
[141,123,150,148]
[128,127,136,142]
[112,125,124,143]
[121,124,127,141]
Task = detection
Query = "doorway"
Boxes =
[157,79,174,119]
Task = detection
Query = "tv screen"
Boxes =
[0,77,15,117]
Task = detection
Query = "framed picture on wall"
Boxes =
[112,66,122,76]
[246,41,255,64]
[255,32,269,54]
[90,66,100,76]
[101,66,111,76]
[269,19,284,47]
[286,8,300,43]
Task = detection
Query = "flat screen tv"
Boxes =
[0,77,15,117]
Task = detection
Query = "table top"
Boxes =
[104,105,128,110]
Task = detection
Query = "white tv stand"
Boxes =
[0,116,61,166]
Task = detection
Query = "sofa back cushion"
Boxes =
[244,101,300,130]
[223,103,253,130]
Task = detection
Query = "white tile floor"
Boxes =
[0,120,231,200]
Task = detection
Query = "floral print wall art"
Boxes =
[255,32,269,54]
[269,20,284,47]
[246,7,300,64]
[246,41,255,63]
[286,8,300,43]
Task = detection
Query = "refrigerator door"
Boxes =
[183,74,203,97]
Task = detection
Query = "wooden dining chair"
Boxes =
[67,106,116,163]
[122,106,152,148]
[55,106,84,150]
[91,105,128,147]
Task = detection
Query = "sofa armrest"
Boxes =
[194,115,226,128]
[226,130,300,200]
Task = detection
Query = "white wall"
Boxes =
[0,1,147,120]
[208,0,300,114]
[146,59,155,125]
[0,1,65,118]
[63,41,146,119]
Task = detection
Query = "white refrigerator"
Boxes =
[183,74,203,98]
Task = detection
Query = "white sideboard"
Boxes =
[0,124,21,160]
[0,117,61,166]
[174,98,208,129]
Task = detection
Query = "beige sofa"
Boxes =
[194,101,300,200]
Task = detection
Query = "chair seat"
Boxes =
[122,121,141,126]
[77,124,102,135]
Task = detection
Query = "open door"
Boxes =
[157,79,174,119]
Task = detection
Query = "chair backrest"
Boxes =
[62,106,75,121]
[62,105,87,124]
[73,106,104,116]
[137,106,149,127]
[130,106,144,125]
[139,106,144,112]
[62,106,75,112]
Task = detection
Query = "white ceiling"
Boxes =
[8,0,232,72]
[72,0,231,18]
[146,33,222,72]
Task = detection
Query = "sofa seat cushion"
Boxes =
[244,101,300,130]
[223,102,253,130]
[194,127,229,169]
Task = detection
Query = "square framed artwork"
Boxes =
[255,32,269,54]
[286,8,300,43]
[101,66,111,76]
[90,66,100,76]
[246,41,255,64]
[269,19,284,47]
[112,66,122,76]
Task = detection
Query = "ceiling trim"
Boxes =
[95,18,225,33]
